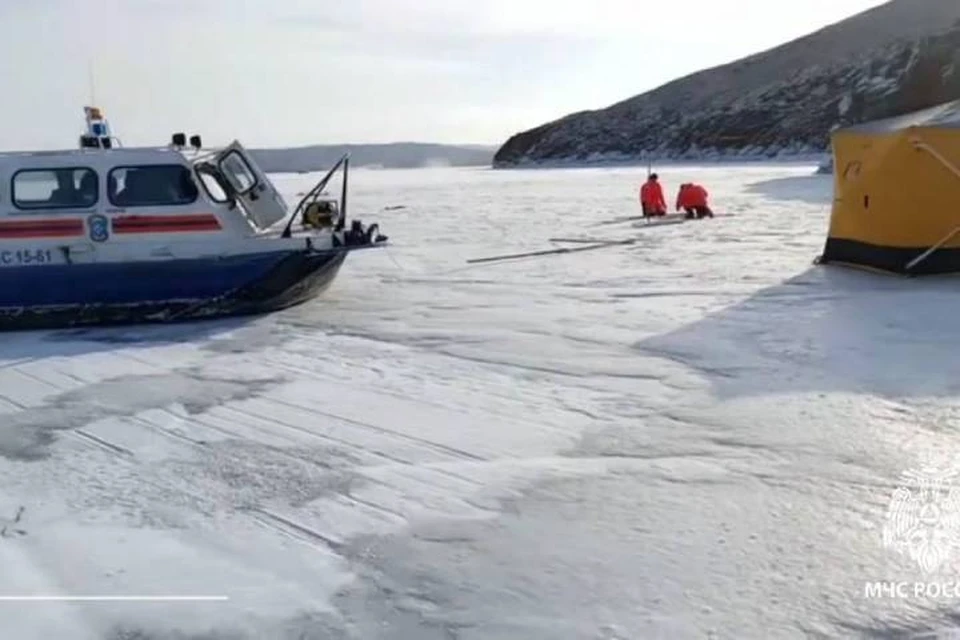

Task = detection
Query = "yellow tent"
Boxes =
[817,99,960,275]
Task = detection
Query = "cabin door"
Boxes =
[215,141,289,230]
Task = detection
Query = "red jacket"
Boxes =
[688,184,708,208]
[640,180,666,210]
[677,184,708,209]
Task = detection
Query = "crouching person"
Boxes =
[677,183,713,219]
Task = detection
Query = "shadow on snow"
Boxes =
[744,174,833,206]
[0,315,269,363]
[635,265,960,400]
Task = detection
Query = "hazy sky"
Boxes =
[0,0,888,150]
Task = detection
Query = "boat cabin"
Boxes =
[0,107,300,246]
[0,144,294,238]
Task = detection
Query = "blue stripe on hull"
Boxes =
[0,251,292,306]
[0,249,348,331]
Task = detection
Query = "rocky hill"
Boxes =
[493,0,960,168]
[250,143,496,173]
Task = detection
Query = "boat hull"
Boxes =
[0,249,347,331]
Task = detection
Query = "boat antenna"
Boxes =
[88,59,97,105]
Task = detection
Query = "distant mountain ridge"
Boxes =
[249,142,496,173]
[493,0,960,168]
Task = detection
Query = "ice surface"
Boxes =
[1,164,959,638]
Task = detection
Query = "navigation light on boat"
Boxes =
[190,135,202,150]
[80,105,115,149]
[171,132,186,148]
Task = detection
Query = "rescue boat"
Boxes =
[0,107,387,331]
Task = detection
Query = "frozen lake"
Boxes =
[2,163,960,639]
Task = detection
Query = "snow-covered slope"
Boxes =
[493,0,960,167]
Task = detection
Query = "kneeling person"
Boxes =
[640,173,667,217]
[676,183,696,218]
[685,183,713,219]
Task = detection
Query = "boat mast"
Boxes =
[88,60,97,106]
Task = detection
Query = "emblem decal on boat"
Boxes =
[87,214,109,242]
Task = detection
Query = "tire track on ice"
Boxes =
[172,405,474,525]
[127,413,210,447]
[242,506,345,554]
[0,362,377,555]
[255,350,579,437]
[38,410,392,560]
[169,387,524,531]
[0,378,130,460]
[253,395,501,493]
[263,395,487,463]
[1,334,593,579]
[208,396,492,490]
[270,330,664,405]
[72,429,134,458]
[149,407,414,522]
[142,407,358,470]
[206,404,434,468]
[204,403,487,518]
[251,345,589,450]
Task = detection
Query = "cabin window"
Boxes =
[11,167,98,210]
[194,166,230,204]
[107,164,199,207]
[218,150,258,194]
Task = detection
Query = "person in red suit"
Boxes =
[676,183,713,219]
[639,173,667,217]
